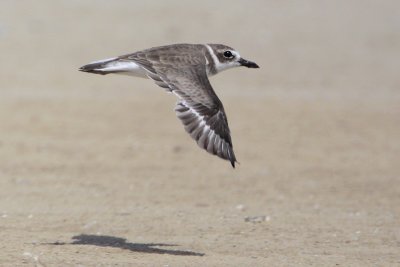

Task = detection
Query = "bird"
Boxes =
[79,43,259,168]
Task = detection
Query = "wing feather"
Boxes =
[120,45,237,166]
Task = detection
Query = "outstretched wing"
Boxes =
[122,47,237,167]
[174,100,236,167]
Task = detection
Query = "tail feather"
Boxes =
[79,57,146,77]
[79,57,119,75]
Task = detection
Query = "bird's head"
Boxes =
[206,44,259,74]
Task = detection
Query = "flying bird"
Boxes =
[79,43,259,167]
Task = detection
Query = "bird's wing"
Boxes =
[121,50,237,167]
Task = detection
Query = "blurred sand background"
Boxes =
[0,1,399,266]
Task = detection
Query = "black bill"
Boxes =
[239,58,259,68]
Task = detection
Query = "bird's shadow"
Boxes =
[51,234,204,257]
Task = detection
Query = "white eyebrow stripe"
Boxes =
[232,50,241,59]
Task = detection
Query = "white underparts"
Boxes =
[92,59,148,78]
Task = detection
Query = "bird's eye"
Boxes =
[223,51,233,58]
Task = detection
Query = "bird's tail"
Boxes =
[79,56,145,77]
[79,57,123,75]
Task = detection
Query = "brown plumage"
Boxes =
[80,44,259,167]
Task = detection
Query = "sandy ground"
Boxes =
[1,1,400,266]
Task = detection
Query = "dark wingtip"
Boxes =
[229,152,238,168]
[230,159,239,168]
